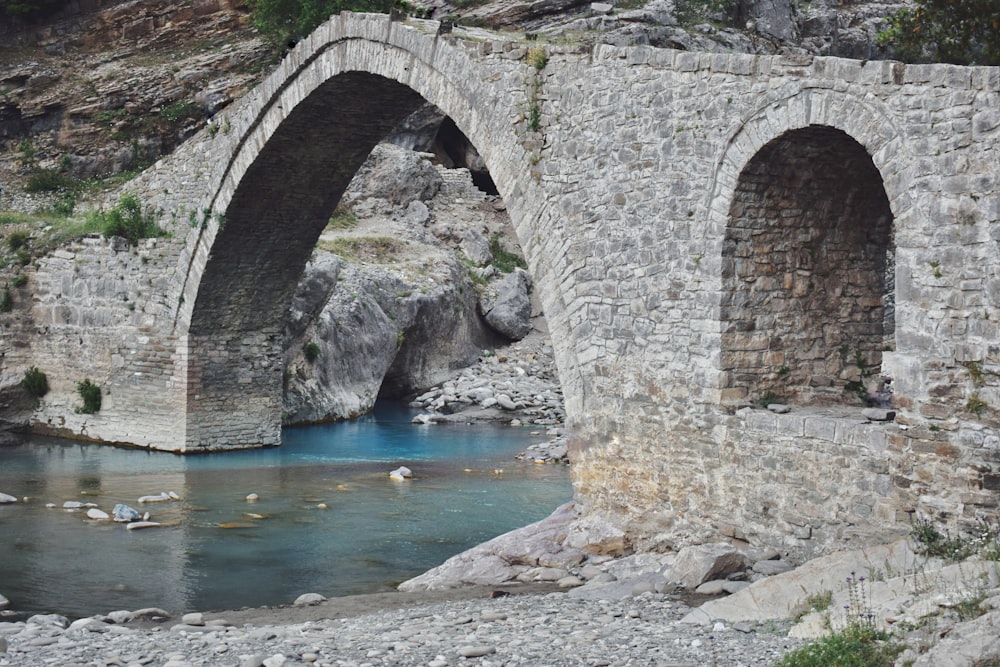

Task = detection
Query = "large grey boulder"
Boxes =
[399,502,582,591]
[460,229,492,266]
[282,256,496,424]
[479,268,533,340]
[348,143,442,206]
[668,543,747,590]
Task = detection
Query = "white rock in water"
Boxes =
[86,508,110,520]
[45,502,55,508]
[0,492,17,504]
[0,592,9,609]
[138,492,170,503]
[167,491,181,500]
[293,593,326,606]
[246,493,259,502]
[125,521,161,530]
[63,500,84,509]
[389,466,413,481]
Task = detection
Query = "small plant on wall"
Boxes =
[303,341,321,363]
[21,366,49,399]
[75,379,102,414]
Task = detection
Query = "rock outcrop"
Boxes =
[281,142,539,425]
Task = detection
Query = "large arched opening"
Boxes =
[719,125,895,407]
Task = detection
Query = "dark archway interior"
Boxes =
[185,73,426,427]
[720,125,894,406]
[190,73,425,337]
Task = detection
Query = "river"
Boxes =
[0,402,571,618]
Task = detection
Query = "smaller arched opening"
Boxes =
[720,125,894,407]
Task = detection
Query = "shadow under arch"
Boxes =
[706,89,914,408]
[175,22,552,450]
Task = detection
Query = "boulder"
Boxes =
[292,593,326,607]
[389,466,413,481]
[350,143,442,206]
[480,268,533,340]
[460,229,492,266]
[399,502,580,590]
[0,492,16,503]
[668,543,747,589]
[86,508,109,520]
[112,504,141,522]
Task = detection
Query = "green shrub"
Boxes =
[25,168,77,193]
[159,100,201,124]
[0,0,68,17]
[248,0,402,48]
[11,274,28,288]
[876,0,1000,66]
[774,624,902,667]
[92,194,166,246]
[75,379,101,414]
[488,232,527,273]
[0,288,12,313]
[303,341,321,362]
[6,230,29,251]
[21,366,48,398]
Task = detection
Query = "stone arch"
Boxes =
[708,89,913,407]
[172,15,555,449]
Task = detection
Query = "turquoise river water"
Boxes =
[0,403,571,618]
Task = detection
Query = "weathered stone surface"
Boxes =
[668,544,747,590]
[479,269,533,340]
[398,502,581,590]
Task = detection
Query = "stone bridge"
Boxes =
[7,12,1000,554]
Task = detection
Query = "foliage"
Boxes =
[159,101,202,124]
[90,194,165,246]
[777,573,902,667]
[909,514,1000,562]
[911,515,976,560]
[876,0,1000,66]
[248,0,402,49]
[326,206,358,230]
[25,168,78,193]
[489,232,527,273]
[0,0,67,17]
[318,235,402,262]
[75,379,101,414]
[0,287,11,313]
[774,624,902,667]
[303,341,321,362]
[21,366,49,398]
[6,230,29,251]
[676,0,736,26]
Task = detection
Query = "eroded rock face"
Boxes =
[280,143,518,425]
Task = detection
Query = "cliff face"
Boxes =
[0,0,270,205]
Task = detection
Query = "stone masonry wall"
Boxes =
[2,14,997,553]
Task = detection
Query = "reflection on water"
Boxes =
[0,403,571,618]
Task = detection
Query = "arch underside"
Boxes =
[184,72,426,448]
[720,125,894,406]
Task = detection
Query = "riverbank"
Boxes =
[0,586,802,667]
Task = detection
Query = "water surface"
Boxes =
[0,403,570,617]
